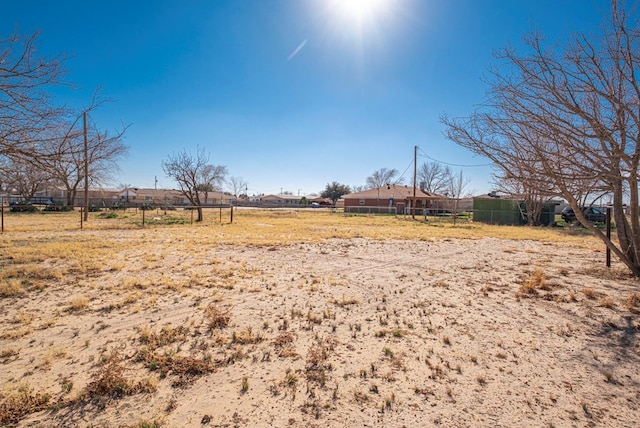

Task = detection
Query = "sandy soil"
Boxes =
[1,235,639,427]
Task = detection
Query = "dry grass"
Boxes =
[0,279,24,297]
[204,304,231,330]
[517,268,549,297]
[84,352,157,401]
[0,383,51,426]
[68,296,89,312]
[625,292,640,312]
[0,209,599,246]
[2,209,635,426]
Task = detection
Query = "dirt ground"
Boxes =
[1,224,639,427]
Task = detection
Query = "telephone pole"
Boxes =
[412,145,417,219]
[83,112,89,222]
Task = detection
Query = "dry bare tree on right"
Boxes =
[442,1,640,275]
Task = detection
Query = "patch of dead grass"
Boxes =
[517,268,549,297]
[0,383,52,426]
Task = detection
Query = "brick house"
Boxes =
[343,184,440,214]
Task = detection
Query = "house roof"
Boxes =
[262,194,303,201]
[119,188,230,200]
[343,184,440,200]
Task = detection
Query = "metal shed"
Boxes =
[473,196,557,226]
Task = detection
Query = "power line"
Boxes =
[395,157,415,184]
[417,147,493,168]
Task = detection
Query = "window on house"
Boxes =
[359,199,365,205]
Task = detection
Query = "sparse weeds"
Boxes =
[138,324,190,348]
[305,340,333,387]
[232,327,263,344]
[0,279,24,298]
[135,347,215,387]
[0,383,51,426]
[68,295,89,312]
[0,348,20,361]
[334,295,360,307]
[204,304,231,330]
[625,292,640,312]
[517,268,548,297]
[582,288,601,300]
[84,352,156,401]
[130,420,162,428]
[598,296,616,309]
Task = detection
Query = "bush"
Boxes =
[10,204,38,213]
[98,212,118,219]
[44,202,72,212]
[88,205,103,212]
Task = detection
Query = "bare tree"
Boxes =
[442,1,640,274]
[41,115,129,206]
[0,32,68,160]
[417,162,452,194]
[197,164,227,204]
[0,157,51,202]
[162,147,227,221]
[365,168,403,189]
[228,176,248,198]
[446,169,471,225]
[350,184,366,193]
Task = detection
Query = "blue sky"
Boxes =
[3,0,608,196]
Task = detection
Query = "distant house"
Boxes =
[343,185,440,214]
[261,194,303,205]
[118,188,234,206]
[34,187,119,205]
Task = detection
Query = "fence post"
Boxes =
[230,205,233,224]
[606,207,611,268]
[1,199,4,233]
[80,206,83,230]
[142,207,145,227]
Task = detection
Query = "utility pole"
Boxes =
[412,145,417,219]
[155,176,158,190]
[83,111,89,222]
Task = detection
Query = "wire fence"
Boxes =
[0,197,235,233]
[1,195,568,233]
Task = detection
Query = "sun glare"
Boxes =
[323,0,398,42]
[334,0,391,21]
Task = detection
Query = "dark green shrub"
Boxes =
[44,202,72,212]
[10,203,38,213]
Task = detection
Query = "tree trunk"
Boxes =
[197,207,203,222]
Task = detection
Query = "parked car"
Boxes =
[561,206,606,223]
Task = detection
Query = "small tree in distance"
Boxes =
[162,146,227,221]
[321,182,350,206]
